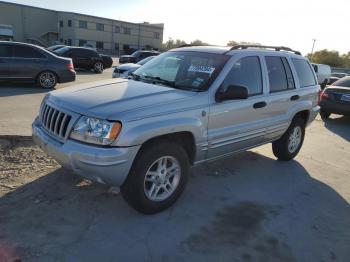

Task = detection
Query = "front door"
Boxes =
[207,55,269,160]
[0,43,12,81]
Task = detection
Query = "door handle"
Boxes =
[290,95,300,101]
[253,101,267,109]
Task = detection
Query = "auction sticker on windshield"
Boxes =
[188,65,215,75]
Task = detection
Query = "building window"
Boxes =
[154,32,160,39]
[79,20,87,29]
[79,40,87,47]
[123,27,131,35]
[114,26,120,33]
[68,20,72,27]
[114,43,119,50]
[96,41,104,49]
[96,23,104,31]
[59,20,63,28]
[59,38,63,43]
[67,39,72,46]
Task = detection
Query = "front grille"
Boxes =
[40,104,72,140]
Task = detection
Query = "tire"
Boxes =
[93,62,104,73]
[121,140,189,214]
[37,71,57,89]
[320,110,331,120]
[272,118,305,161]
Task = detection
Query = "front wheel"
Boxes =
[93,62,104,73]
[121,141,189,214]
[272,118,305,161]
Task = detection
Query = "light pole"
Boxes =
[310,39,316,60]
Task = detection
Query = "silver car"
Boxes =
[32,45,320,214]
[112,56,156,78]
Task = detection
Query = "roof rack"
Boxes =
[228,45,301,55]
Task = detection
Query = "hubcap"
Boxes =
[288,126,302,153]
[39,72,56,88]
[95,63,103,72]
[144,156,181,202]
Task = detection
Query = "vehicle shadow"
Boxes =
[323,115,350,142]
[0,84,49,97]
[0,151,349,262]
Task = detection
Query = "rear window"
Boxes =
[332,77,350,87]
[292,59,317,87]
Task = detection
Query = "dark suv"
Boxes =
[54,47,113,73]
[119,50,160,64]
[0,41,75,89]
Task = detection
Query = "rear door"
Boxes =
[207,55,269,159]
[262,55,297,141]
[0,43,12,80]
[10,44,48,81]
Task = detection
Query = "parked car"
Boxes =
[47,45,66,52]
[32,45,319,214]
[0,41,75,88]
[312,63,331,89]
[54,46,113,73]
[319,76,350,119]
[331,72,348,79]
[119,50,160,64]
[112,56,156,78]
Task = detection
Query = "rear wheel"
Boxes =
[121,141,189,214]
[320,110,331,120]
[272,118,305,161]
[37,71,57,89]
[93,62,104,73]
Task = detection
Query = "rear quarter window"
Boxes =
[292,59,317,87]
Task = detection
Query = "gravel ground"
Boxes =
[0,116,349,262]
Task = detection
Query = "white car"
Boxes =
[113,56,156,78]
[312,63,331,88]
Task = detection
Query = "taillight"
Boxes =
[320,91,329,100]
[67,62,74,71]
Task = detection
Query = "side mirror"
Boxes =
[216,85,249,102]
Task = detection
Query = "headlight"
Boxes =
[70,116,122,145]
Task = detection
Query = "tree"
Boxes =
[227,40,261,46]
[162,38,187,50]
[307,49,345,67]
[190,39,208,46]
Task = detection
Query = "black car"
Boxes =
[320,76,350,119]
[0,41,75,88]
[119,50,160,64]
[54,47,113,73]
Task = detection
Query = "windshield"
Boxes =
[132,51,229,91]
[131,51,141,56]
[137,56,155,65]
[54,46,70,55]
[332,77,350,87]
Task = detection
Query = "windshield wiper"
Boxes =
[144,75,177,88]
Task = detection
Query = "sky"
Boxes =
[4,0,350,55]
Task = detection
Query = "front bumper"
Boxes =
[32,117,140,186]
[320,100,350,116]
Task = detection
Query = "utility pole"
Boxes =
[310,39,316,60]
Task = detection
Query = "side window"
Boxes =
[266,56,288,92]
[281,57,295,89]
[292,59,317,87]
[222,56,263,96]
[0,44,12,57]
[13,45,45,58]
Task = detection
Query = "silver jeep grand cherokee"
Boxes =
[32,45,320,214]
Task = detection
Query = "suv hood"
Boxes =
[48,79,198,120]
